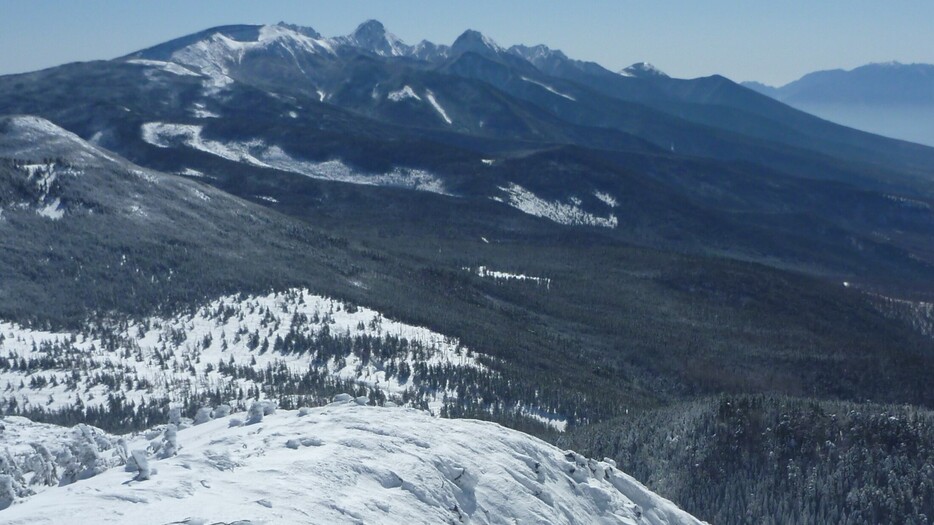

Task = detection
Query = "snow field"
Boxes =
[1,402,704,524]
[140,122,448,194]
[496,183,618,228]
[466,266,552,289]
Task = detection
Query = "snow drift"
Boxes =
[1,400,704,524]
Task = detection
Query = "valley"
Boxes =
[0,18,932,524]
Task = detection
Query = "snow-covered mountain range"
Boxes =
[2,17,934,525]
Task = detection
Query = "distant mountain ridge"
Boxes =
[744,62,934,105]
[743,62,934,146]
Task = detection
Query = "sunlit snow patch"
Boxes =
[0,116,118,165]
[595,190,618,208]
[388,85,421,102]
[496,183,618,228]
[36,198,64,220]
[167,24,335,93]
[425,90,452,125]
[125,59,201,77]
[190,102,220,119]
[520,76,576,101]
[466,265,552,288]
[141,122,448,194]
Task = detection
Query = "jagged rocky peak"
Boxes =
[352,19,389,40]
[411,39,450,61]
[509,44,568,62]
[620,62,668,78]
[342,19,410,57]
[273,21,322,40]
[451,29,504,57]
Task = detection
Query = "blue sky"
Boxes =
[2,0,933,85]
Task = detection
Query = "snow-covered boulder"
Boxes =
[0,405,705,524]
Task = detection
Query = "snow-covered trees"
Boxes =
[26,444,57,487]
[247,402,265,424]
[193,407,213,425]
[0,474,15,510]
[130,450,151,481]
[160,425,178,458]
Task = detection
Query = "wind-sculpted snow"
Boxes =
[495,183,618,228]
[1,403,705,524]
[0,416,125,505]
[0,289,488,417]
[141,122,449,194]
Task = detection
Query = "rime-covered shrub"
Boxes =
[193,407,213,425]
[160,425,178,458]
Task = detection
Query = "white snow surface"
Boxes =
[467,266,552,289]
[190,102,220,119]
[497,183,618,229]
[0,116,118,165]
[595,190,619,208]
[388,85,422,102]
[36,197,64,220]
[125,59,201,77]
[140,122,448,194]
[0,289,485,414]
[425,90,453,125]
[619,62,668,79]
[520,76,576,101]
[168,25,335,92]
[1,404,704,525]
[0,161,85,220]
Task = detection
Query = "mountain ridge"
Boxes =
[743,61,934,146]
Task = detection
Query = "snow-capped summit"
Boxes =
[273,21,323,40]
[451,29,505,57]
[0,115,118,166]
[0,402,705,524]
[126,23,335,91]
[509,43,569,64]
[620,62,668,78]
[336,19,411,57]
[411,39,450,62]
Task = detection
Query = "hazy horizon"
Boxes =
[2,0,934,85]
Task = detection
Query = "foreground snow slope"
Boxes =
[2,402,704,525]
